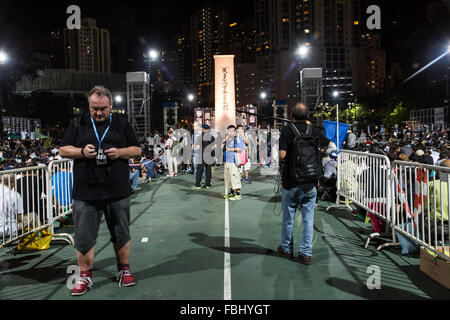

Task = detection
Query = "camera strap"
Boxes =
[90,114,112,149]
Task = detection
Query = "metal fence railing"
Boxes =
[326,150,449,261]
[0,160,74,250]
[326,150,396,250]
[47,159,74,245]
[0,165,49,248]
[391,161,449,261]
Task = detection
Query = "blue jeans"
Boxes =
[396,221,421,255]
[281,185,317,257]
[144,162,156,178]
[130,170,139,189]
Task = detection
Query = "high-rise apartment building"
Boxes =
[359,33,386,94]
[64,18,111,73]
[191,5,230,106]
[255,0,361,103]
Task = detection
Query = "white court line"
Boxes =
[224,196,232,300]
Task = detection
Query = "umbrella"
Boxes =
[36,132,49,139]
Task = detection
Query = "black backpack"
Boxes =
[289,123,323,184]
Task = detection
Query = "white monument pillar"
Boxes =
[214,55,236,132]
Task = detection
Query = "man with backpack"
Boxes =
[278,103,336,265]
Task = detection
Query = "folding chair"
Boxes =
[319,176,336,202]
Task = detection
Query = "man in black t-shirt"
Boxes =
[278,103,336,265]
[60,86,141,296]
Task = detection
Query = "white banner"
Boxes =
[214,55,236,131]
[434,107,444,128]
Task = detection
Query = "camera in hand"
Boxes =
[96,148,108,166]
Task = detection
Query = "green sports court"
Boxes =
[0,168,449,300]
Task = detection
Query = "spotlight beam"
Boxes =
[403,50,449,84]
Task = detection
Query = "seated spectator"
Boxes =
[395,160,449,255]
[0,174,39,240]
[424,159,449,243]
[398,153,409,162]
[128,157,142,191]
[142,153,158,180]
[130,167,140,191]
[319,154,337,201]
[437,149,449,166]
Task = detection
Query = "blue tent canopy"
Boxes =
[323,120,350,151]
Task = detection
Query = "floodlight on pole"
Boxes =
[149,49,159,60]
[297,45,309,58]
[0,51,8,64]
[332,90,340,153]
[115,95,123,104]
[297,45,309,101]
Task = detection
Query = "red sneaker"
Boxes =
[116,265,136,287]
[71,271,93,296]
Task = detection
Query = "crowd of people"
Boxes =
[343,127,449,166]
[0,136,63,171]
[339,126,449,255]
[128,123,258,193]
[0,103,448,268]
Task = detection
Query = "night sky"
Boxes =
[0,0,448,76]
[0,0,253,67]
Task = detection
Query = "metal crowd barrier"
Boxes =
[47,159,75,245]
[327,150,449,261]
[0,159,74,250]
[326,150,395,250]
[0,165,49,248]
[391,161,449,261]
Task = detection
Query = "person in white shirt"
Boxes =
[0,174,38,240]
[165,130,178,177]
[147,135,154,147]
[154,132,161,146]
[322,155,337,179]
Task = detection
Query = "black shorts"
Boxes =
[72,197,131,254]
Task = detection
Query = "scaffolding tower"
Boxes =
[272,100,288,129]
[300,68,323,124]
[126,72,150,138]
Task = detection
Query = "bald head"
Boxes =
[292,103,308,121]
[441,159,450,168]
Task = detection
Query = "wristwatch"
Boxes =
[81,147,86,158]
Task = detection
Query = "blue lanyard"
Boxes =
[90,114,112,148]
